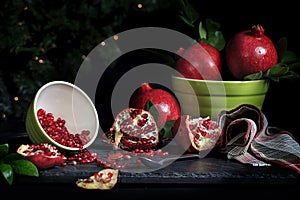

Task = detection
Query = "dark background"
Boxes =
[1,0,300,142]
[107,0,300,141]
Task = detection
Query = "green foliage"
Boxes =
[244,37,300,82]
[144,100,160,123]
[177,0,199,28]
[143,100,175,139]
[198,19,226,51]
[177,0,299,82]
[0,143,39,185]
[0,0,131,119]
[176,0,226,51]
[159,120,176,139]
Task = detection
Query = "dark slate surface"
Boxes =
[7,134,299,186]
[1,121,299,189]
[30,155,298,185]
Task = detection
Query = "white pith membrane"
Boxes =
[16,142,67,169]
[110,108,159,151]
[17,143,62,157]
[190,116,220,149]
[176,115,222,152]
[76,168,119,190]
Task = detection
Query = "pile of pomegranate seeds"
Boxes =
[64,148,169,169]
[37,108,90,149]
[36,108,170,169]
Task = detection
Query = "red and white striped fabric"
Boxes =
[217,104,300,174]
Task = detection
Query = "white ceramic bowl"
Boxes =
[25,81,99,152]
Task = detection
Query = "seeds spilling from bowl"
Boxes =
[37,108,91,149]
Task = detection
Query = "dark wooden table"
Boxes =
[1,119,299,199]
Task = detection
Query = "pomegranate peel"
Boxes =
[16,143,67,169]
[129,83,181,129]
[106,108,159,151]
[173,115,222,153]
[175,42,222,80]
[225,24,278,80]
[76,168,119,190]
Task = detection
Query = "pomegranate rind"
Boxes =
[173,115,222,153]
[175,42,222,81]
[129,83,181,128]
[108,108,159,151]
[76,169,119,190]
[225,25,278,80]
[16,143,67,169]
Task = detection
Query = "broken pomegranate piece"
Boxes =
[173,115,222,153]
[106,108,159,151]
[76,168,119,190]
[16,142,67,169]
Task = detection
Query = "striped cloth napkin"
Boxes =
[217,104,300,174]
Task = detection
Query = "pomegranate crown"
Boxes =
[139,82,152,92]
[251,24,265,37]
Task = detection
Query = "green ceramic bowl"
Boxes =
[171,76,270,120]
[25,81,99,152]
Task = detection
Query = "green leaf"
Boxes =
[0,143,9,159]
[177,0,199,27]
[262,64,299,82]
[278,50,297,63]
[207,31,226,51]
[244,63,300,82]
[279,70,300,80]
[0,163,13,185]
[275,37,300,70]
[176,1,225,51]
[144,100,153,111]
[198,18,226,51]
[276,37,288,62]
[179,15,195,27]
[2,152,26,164]
[244,71,263,80]
[205,18,221,34]
[265,64,289,77]
[159,120,176,139]
[280,51,299,64]
[288,61,300,70]
[144,100,159,123]
[198,21,207,40]
[11,159,39,177]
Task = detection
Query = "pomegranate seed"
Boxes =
[37,108,91,148]
[136,159,142,164]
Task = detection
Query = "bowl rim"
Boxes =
[32,80,99,151]
[172,75,270,96]
[171,75,269,84]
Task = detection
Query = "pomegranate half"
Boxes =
[17,142,67,169]
[172,115,222,153]
[106,108,159,151]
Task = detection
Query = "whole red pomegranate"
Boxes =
[225,24,278,80]
[129,83,181,128]
[175,42,222,80]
